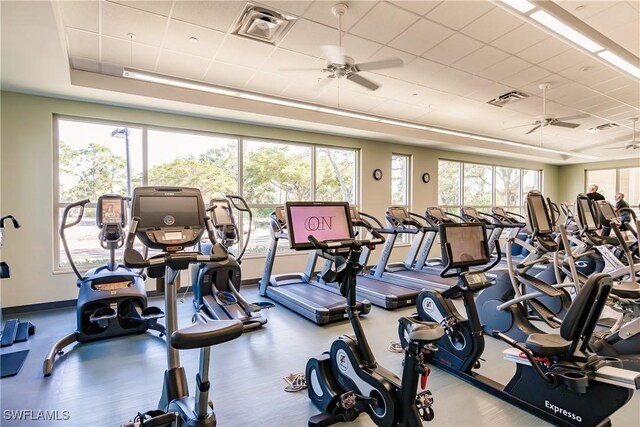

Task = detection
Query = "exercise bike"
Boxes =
[406,221,640,426]
[285,201,444,427]
[44,195,165,376]
[123,186,243,427]
[192,195,273,330]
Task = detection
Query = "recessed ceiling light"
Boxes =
[597,51,640,79]
[189,36,198,43]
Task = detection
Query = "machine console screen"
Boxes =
[462,271,488,290]
[98,196,125,226]
[138,195,201,229]
[428,207,446,220]
[440,223,489,268]
[578,198,598,230]
[388,206,409,220]
[462,207,478,218]
[597,201,616,221]
[211,199,235,226]
[286,202,353,250]
[529,196,552,234]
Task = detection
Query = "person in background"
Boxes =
[614,193,631,240]
[586,184,605,201]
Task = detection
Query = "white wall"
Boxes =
[1,91,559,307]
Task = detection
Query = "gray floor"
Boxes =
[1,286,639,427]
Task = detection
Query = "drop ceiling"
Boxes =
[1,0,639,164]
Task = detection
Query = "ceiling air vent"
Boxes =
[586,122,619,133]
[486,90,529,108]
[233,3,296,44]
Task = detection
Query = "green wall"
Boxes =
[0,91,560,307]
[558,158,640,203]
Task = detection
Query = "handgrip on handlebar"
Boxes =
[61,199,91,229]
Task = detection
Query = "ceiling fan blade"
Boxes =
[525,124,542,135]
[278,67,320,72]
[556,113,589,121]
[354,58,404,72]
[346,73,379,91]
[551,121,580,129]
[321,45,346,65]
[317,76,334,90]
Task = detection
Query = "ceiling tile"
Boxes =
[70,57,101,73]
[279,19,337,58]
[517,37,572,64]
[282,79,328,101]
[584,2,638,47]
[571,65,624,87]
[389,1,442,16]
[349,2,419,44]
[451,45,509,74]
[425,1,493,30]
[59,1,99,32]
[389,57,445,85]
[425,67,472,92]
[202,61,256,88]
[108,1,173,16]
[101,1,168,46]
[476,56,530,81]
[501,66,553,89]
[302,1,377,30]
[216,35,276,69]
[157,50,211,80]
[590,76,637,94]
[603,20,640,55]
[369,100,429,121]
[254,1,313,17]
[607,86,640,104]
[171,1,244,33]
[261,48,320,74]
[389,18,454,56]
[460,6,522,43]
[538,49,592,74]
[370,74,425,99]
[101,35,158,70]
[581,100,620,114]
[342,34,383,61]
[66,28,99,61]
[245,71,297,96]
[422,33,483,65]
[446,75,494,97]
[491,25,548,55]
[163,20,225,59]
[333,89,386,112]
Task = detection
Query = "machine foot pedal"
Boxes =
[1,319,19,347]
[528,299,561,328]
[14,321,35,342]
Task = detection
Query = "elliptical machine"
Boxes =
[192,195,273,331]
[285,201,444,427]
[123,186,243,427]
[44,195,165,376]
[403,221,640,426]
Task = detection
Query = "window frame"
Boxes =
[53,114,360,273]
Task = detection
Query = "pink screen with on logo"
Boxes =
[289,205,352,245]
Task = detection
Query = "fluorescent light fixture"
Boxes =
[429,128,470,137]
[238,93,319,111]
[597,51,640,79]
[530,10,603,52]
[501,0,535,13]
[122,67,597,159]
[380,119,431,131]
[318,107,380,121]
[123,68,239,97]
[470,135,596,159]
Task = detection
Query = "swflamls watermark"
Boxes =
[3,410,71,421]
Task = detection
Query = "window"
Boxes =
[54,116,359,271]
[392,154,411,243]
[438,159,541,215]
[391,154,410,206]
[586,166,640,208]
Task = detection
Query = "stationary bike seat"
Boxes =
[171,315,242,350]
[400,317,444,343]
[610,281,640,299]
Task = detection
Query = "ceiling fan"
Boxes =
[506,83,589,134]
[280,3,403,91]
[606,118,640,150]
